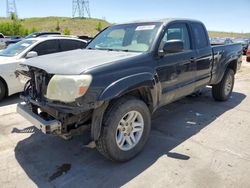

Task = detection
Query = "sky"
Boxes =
[0,0,249,33]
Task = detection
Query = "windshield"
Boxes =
[87,22,161,52]
[0,39,37,57]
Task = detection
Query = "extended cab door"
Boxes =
[190,22,213,88]
[156,23,196,106]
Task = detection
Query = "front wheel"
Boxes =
[96,96,151,162]
[212,69,235,101]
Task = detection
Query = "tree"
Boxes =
[56,20,61,31]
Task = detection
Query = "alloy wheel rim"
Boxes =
[225,74,233,96]
[115,110,144,151]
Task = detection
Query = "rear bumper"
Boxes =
[17,102,62,134]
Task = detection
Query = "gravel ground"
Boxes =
[0,57,250,188]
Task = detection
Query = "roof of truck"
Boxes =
[120,18,202,25]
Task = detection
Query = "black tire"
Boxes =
[247,57,250,62]
[96,96,151,162]
[212,69,234,101]
[0,80,6,101]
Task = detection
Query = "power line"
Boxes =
[72,0,91,18]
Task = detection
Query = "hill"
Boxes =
[0,17,110,37]
[0,16,249,38]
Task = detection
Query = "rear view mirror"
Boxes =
[26,51,38,59]
[163,40,184,54]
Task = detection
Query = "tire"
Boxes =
[212,69,234,101]
[247,57,250,62]
[96,96,151,162]
[0,80,6,101]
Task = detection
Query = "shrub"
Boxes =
[96,22,102,31]
[63,27,71,35]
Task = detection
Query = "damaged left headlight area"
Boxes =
[16,66,94,138]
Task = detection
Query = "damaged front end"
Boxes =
[16,66,96,139]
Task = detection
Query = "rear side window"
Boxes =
[60,39,87,52]
[191,23,209,49]
[32,40,59,56]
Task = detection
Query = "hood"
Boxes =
[23,49,142,75]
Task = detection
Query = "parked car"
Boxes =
[210,37,233,45]
[25,32,61,39]
[17,18,242,162]
[4,36,24,47]
[246,45,250,62]
[233,38,249,55]
[78,35,93,42]
[0,36,87,100]
[0,33,8,49]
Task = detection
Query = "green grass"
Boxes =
[0,16,110,37]
[0,16,249,38]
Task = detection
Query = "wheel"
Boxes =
[96,96,151,162]
[212,69,234,101]
[0,80,6,101]
[247,57,250,62]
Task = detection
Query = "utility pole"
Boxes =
[72,0,91,18]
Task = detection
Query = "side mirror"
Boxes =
[163,40,184,54]
[26,51,38,59]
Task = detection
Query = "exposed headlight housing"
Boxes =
[46,75,92,103]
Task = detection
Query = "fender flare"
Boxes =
[98,72,156,102]
[211,56,239,85]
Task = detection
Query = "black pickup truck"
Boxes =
[17,18,242,162]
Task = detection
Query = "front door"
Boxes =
[156,23,196,106]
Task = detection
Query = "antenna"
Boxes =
[72,0,91,18]
[6,0,18,17]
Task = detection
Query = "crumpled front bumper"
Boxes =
[17,102,62,134]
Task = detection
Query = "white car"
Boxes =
[0,36,87,100]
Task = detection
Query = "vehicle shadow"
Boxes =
[14,88,246,187]
[0,94,20,107]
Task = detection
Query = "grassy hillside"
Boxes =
[208,31,250,38]
[0,16,249,38]
[0,17,110,37]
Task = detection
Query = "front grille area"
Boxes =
[25,67,53,102]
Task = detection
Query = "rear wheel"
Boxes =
[0,80,6,101]
[212,69,234,101]
[96,96,151,162]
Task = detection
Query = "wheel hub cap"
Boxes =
[116,110,144,151]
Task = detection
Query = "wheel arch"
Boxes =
[0,76,9,96]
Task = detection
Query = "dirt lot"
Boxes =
[0,57,250,188]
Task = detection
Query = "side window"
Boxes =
[60,39,87,52]
[32,40,59,56]
[191,23,209,49]
[160,23,191,51]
